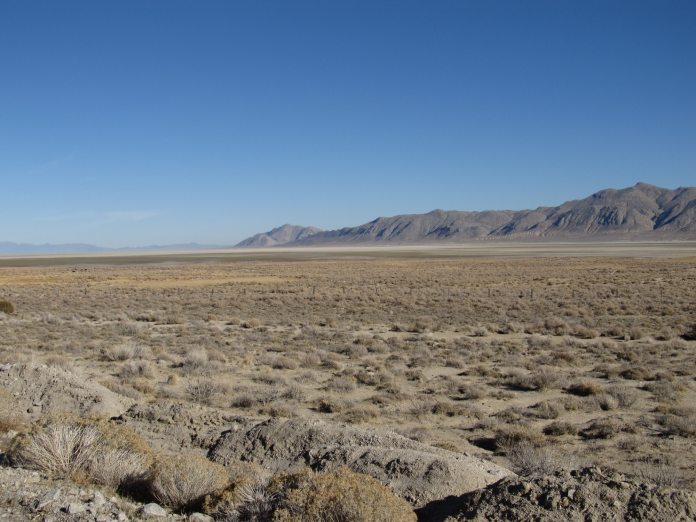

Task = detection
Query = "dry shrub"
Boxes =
[186,378,220,404]
[431,401,468,417]
[324,376,356,393]
[458,384,486,400]
[507,442,575,476]
[627,327,644,340]
[470,325,488,337]
[119,360,153,379]
[104,342,150,361]
[339,405,378,424]
[542,317,569,335]
[607,385,639,407]
[620,366,655,381]
[234,479,279,520]
[571,325,599,339]
[543,421,577,437]
[681,323,696,341]
[528,401,563,420]
[204,468,275,521]
[89,447,149,489]
[0,299,16,314]
[12,419,153,488]
[566,381,602,397]
[183,349,210,371]
[579,418,620,440]
[89,423,153,489]
[316,398,350,414]
[494,426,544,451]
[271,467,416,522]
[631,462,693,489]
[643,381,681,402]
[657,408,696,438]
[12,424,102,478]
[0,389,27,433]
[407,318,433,333]
[596,394,618,411]
[504,369,559,391]
[232,394,258,409]
[149,453,229,510]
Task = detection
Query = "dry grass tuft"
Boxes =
[0,299,15,314]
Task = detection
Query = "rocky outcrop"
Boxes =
[207,417,512,508]
[437,466,696,521]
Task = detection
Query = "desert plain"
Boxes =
[1,243,696,521]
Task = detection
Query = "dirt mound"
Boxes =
[440,466,696,521]
[208,417,512,507]
[115,402,238,453]
[0,363,132,420]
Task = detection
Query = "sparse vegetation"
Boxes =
[1,252,696,516]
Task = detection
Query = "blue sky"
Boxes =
[1,1,695,247]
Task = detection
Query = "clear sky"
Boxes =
[1,1,695,247]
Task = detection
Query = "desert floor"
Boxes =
[1,243,695,519]
[0,243,696,482]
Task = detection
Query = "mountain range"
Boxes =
[237,183,696,247]
[2,183,694,253]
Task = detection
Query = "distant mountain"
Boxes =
[489,182,696,239]
[116,243,225,252]
[0,242,108,254]
[0,242,226,255]
[273,183,696,246]
[235,224,322,247]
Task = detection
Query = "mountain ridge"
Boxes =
[235,224,323,247]
[240,183,696,247]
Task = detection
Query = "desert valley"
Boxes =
[1,238,696,520]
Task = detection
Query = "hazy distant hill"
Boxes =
[0,242,107,254]
[235,224,323,247]
[282,183,696,246]
[0,242,224,255]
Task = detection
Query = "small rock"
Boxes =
[67,502,87,514]
[91,491,107,508]
[189,514,214,522]
[140,503,167,517]
[37,489,62,510]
